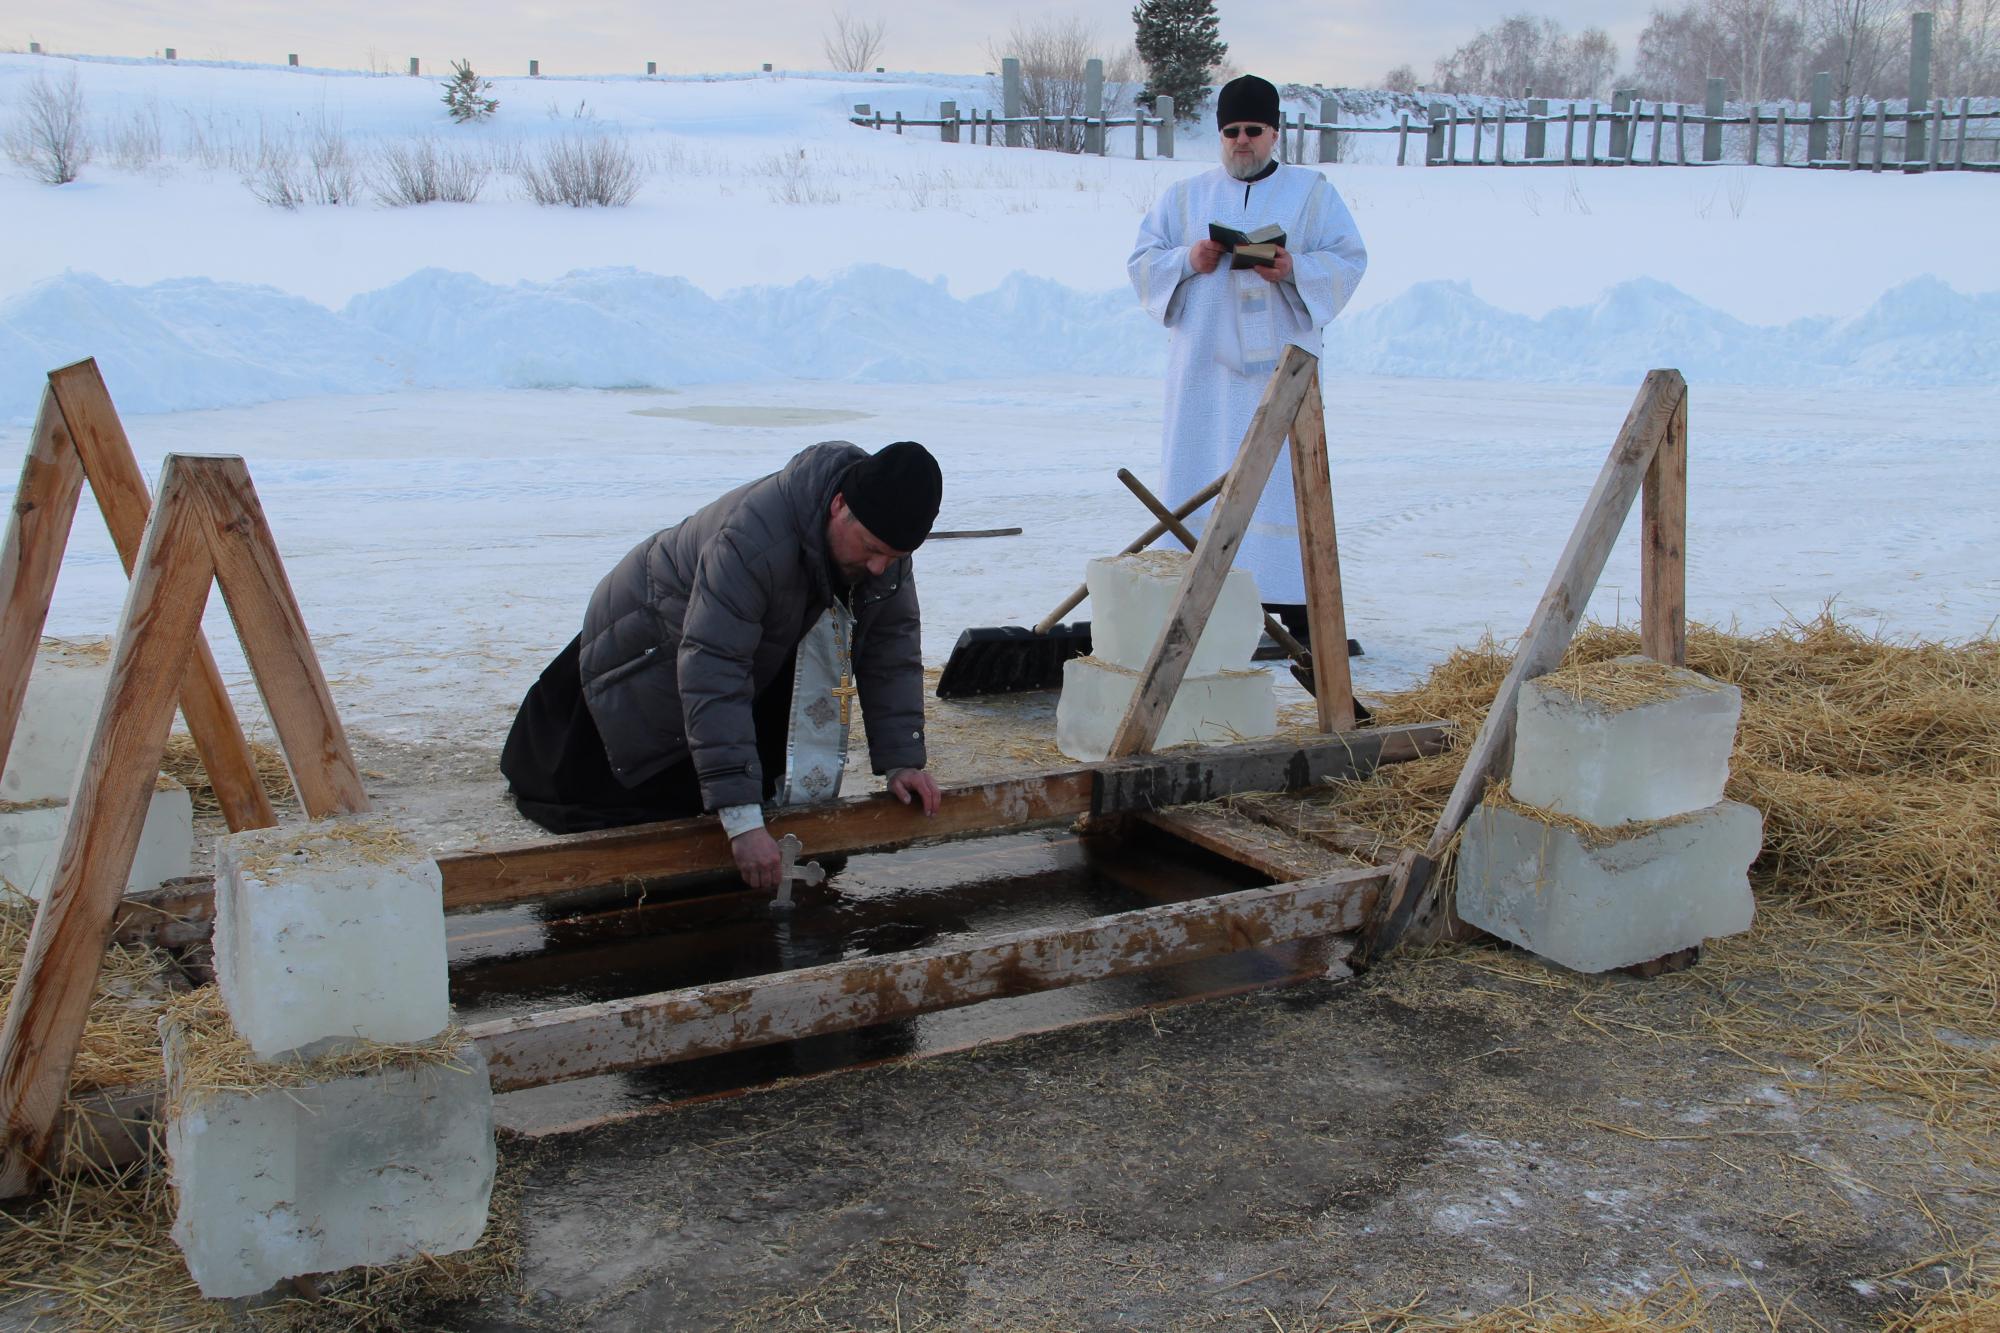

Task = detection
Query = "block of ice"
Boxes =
[214,816,448,1060]
[1056,655,1276,763]
[1457,798,1761,973]
[163,1014,495,1299]
[1,639,112,802]
[1511,657,1743,824]
[1085,551,1263,676]
[0,781,194,901]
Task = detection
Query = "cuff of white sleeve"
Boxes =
[718,803,765,839]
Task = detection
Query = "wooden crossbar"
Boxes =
[0,449,367,1197]
[1362,369,1690,961]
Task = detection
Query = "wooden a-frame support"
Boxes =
[1108,345,1358,753]
[0,435,368,1195]
[1361,368,1690,962]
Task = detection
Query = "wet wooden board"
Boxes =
[468,864,1388,1093]
[108,724,1450,949]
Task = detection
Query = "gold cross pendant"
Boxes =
[830,676,859,726]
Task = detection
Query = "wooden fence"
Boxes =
[1426,97,2000,171]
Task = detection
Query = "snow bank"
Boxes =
[3,266,1994,422]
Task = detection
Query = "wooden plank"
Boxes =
[0,387,87,772]
[1287,367,1356,731]
[47,361,275,833]
[1641,386,1688,666]
[108,725,1451,947]
[467,865,1387,1092]
[1363,370,1688,962]
[0,457,218,1197]
[1106,346,1318,758]
[188,456,369,818]
[1137,808,1354,881]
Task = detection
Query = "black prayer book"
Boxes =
[1209,222,1286,269]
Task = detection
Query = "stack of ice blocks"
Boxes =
[1457,656,1762,972]
[163,815,494,1297]
[0,639,192,901]
[1055,550,1276,762]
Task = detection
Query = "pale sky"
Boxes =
[9,1,1654,89]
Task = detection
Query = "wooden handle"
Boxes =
[1032,470,1229,635]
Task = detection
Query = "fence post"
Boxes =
[1746,103,1759,163]
[1585,101,1599,164]
[287,53,298,67]
[1319,96,1338,162]
[1809,70,1830,162]
[1448,106,1460,163]
[1135,111,1146,159]
[1849,99,1864,167]
[941,99,958,143]
[407,56,418,76]
[1702,77,1724,160]
[1611,88,1633,160]
[647,61,657,76]
[1084,58,1104,155]
[1470,107,1484,165]
[28,41,38,53]
[1676,103,1687,162]
[1908,11,1933,167]
[1397,112,1409,165]
[1564,101,1577,163]
[1774,104,1786,164]
[1873,99,1887,170]
[529,59,540,77]
[1157,95,1175,157]
[1003,57,1023,148]
[1957,96,1969,169]
[1526,98,1548,158]
[166,48,177,61]
[1652,101,1665,163]
[1427,102,1447,163]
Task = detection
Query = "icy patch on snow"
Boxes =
[3,266,1995,423]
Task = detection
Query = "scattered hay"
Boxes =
[225,817,423,880]
[1317,1271,1711,1330]
[1479,777,1710,849]
[161,732,297,818]
[159,986,470,1119]
[39,635,112,665]
[1532,653,1724,711]
[0,888,173,1093]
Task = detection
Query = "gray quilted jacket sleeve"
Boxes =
[854,561,926,775]
[677,530,771,810]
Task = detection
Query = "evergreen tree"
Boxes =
[1132,0,1227,122]
[442,60,499,124]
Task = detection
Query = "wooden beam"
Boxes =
[107,724,1452,949]
[0,387,87,772]
[468,865,1387,1092]
[1107,346,1319,758]
[1137,808,1356,881]
[0,458,219,1197]
[1641,386,1688,666]
[47,361,275,832]
[190,455,369,818]
[1362,370,1688,962]
[1287,367,1357,731]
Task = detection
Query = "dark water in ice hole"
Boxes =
[446,827,1335,1134]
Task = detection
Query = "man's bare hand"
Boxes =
[888,767,942,816]
[1189,239,1226,275]
[1253,245,1294,284]
[731,827,783,891]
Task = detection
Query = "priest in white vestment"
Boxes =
[1127,74,1368,634]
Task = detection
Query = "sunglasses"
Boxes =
[1221,125,1266,140]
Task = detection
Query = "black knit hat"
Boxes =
[1216,75,1280,129]
[839,441,943,552]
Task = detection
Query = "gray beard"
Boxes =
[1224,152,1272,181]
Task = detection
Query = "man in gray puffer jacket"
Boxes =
[501,441,944,888]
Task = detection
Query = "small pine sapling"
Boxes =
[443,60,499,124]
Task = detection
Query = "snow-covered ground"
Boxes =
[3,53,1995,741]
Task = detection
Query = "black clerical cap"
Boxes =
[840,441,942,552]
[1216,75,1280,129]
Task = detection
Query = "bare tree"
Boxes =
[823,10,888,72]
[988,15,1120,151]
[5,65,92,184]
[1431,13,1618,98]
[1799,0,1898,106]
[1933,0,2000,97]
[1381,63,1420,92]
